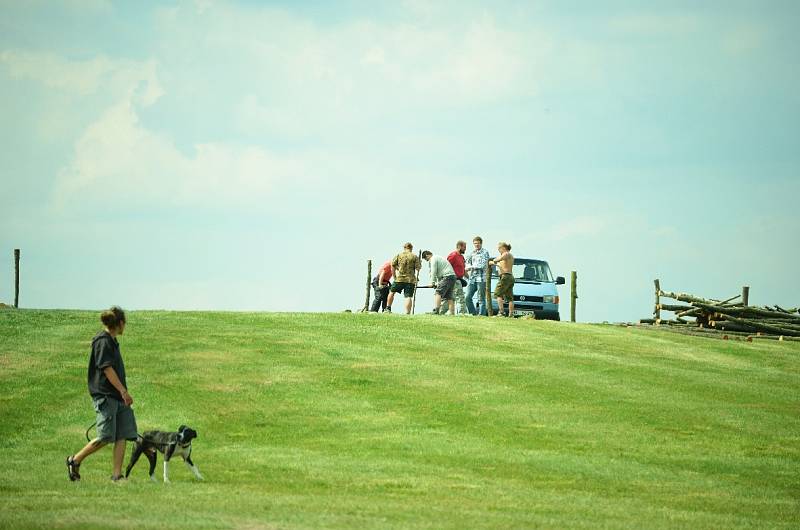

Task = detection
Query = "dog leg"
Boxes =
[125,442,144,478]
[145,451,158,482]
[163,443,176,483]
[185,456,204,480]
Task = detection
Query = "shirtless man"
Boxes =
[489,242,514,317]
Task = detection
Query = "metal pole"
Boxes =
[411,250,421,315]
[14,249,20,309]
[570,270,577,322]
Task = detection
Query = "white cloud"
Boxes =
[54,97,308,210]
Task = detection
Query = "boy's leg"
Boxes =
[404,295,413,314]
[448,299,455,315]
[73,438,107,463]
[508,298,514,315]
[112,439,126,478]
[386,291,396,310]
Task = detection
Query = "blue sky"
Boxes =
[1,0,798,321]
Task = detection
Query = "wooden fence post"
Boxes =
[742,286,750,307]
[14,249,20,309]
[361,260,372,312]
[485,262,493,317]
[570,271,577,322]
[654,279,661,324]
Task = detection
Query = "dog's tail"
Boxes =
[85,421,97,442]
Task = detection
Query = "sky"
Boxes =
[1,0,798,322]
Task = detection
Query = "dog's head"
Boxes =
[177,425,198,444]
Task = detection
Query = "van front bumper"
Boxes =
[501,302,560,320]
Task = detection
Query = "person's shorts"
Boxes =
[435,275,457,300]
[390,282,416,298]
[494,273,515,301]
[92,395,138,442]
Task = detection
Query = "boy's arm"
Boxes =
[102,366,133,406]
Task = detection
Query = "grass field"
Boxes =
[0,309,799,529]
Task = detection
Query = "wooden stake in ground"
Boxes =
[570,271,577,322]
[654,279,661,323]
[485,262,493,317]
[14,249,20,309]
[361,259,372,312]
[742,286,750,307]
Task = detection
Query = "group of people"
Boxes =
[370,237,517,317]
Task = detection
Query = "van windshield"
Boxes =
[492,259,554,282]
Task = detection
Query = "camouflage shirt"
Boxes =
[392,251,421,283]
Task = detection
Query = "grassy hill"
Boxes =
[0,309,798,529]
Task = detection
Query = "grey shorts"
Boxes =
[435,275,457,300]
[92,396,138,442]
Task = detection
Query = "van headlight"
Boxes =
[543,295,558,304]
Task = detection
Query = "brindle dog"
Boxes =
[125,425,203,482]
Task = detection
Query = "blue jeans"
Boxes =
[465,279,487,316]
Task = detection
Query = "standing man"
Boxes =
[489,242,515,317]
[422,250,457,315]
[465,236,490,315]
[66,306,138,482]
[439,241,468,314]
[387,242,421,314]
[370,259,393,312]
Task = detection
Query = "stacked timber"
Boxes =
[640,282,800,341]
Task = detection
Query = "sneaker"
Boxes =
[110,475,126,483]
[384,307,391,313]
[66,456,81,481]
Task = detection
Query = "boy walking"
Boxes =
[67,306,138,482]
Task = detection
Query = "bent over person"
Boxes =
[422,250,457,315]
[489,242,515,317]
[386,242,421,314]
[370,259,393,312]
[66,306,138,482]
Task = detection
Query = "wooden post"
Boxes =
[485,262,493,316]
[742,286,750,307]
[14,249,20,309]
[570,271,577,322]
[361,259,372,312]
[654,279,661,323]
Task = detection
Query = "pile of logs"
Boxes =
[640,280,800,341]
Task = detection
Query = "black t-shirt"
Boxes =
[87,330,127,401]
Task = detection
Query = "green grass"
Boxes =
[1,309,799,529]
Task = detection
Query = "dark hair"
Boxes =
[421,250,433,259]
[473,236,483,243]
[100,306,126,329]
[456,240,466,248]
[403,242,413,250]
